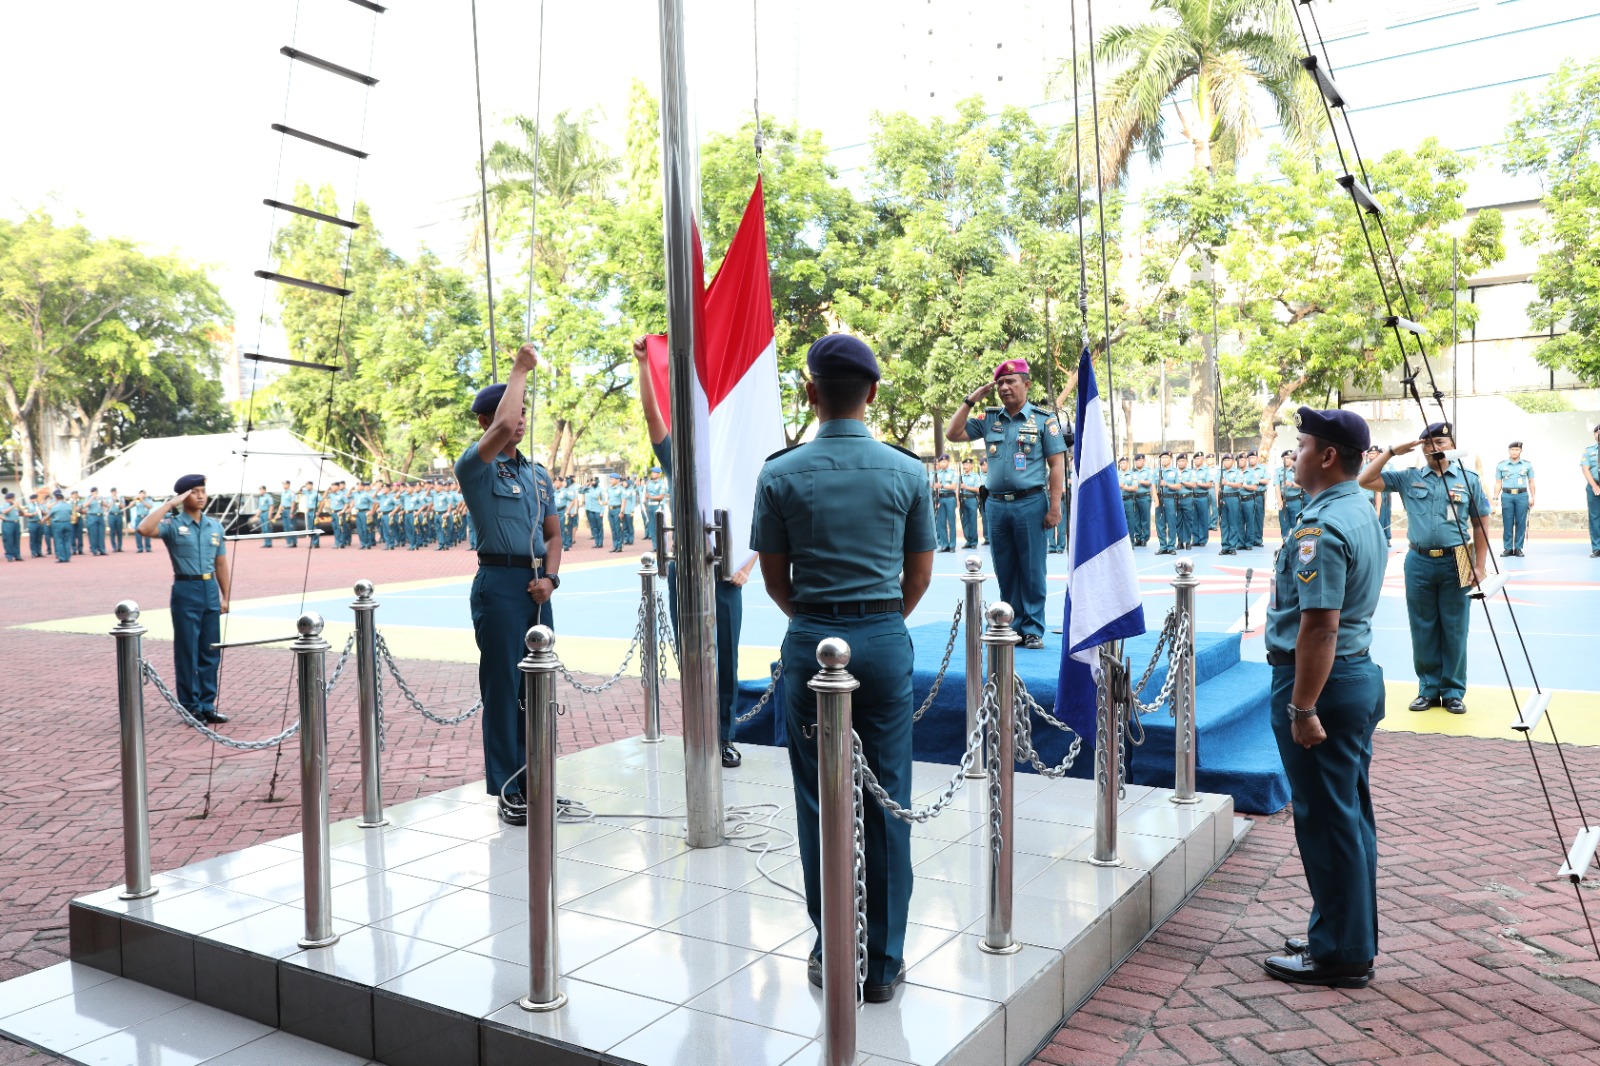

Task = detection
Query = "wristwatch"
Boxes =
[1286,702,1318,721]
[544,573,561,589]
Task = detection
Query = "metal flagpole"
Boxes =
[657,0,723,849]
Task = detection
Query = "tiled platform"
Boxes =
[2,737,1244,1066]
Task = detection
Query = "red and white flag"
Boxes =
[646,177,785,571]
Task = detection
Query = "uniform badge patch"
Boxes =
[177,526,189,536]
[1294,527,1322,538]
[1046,419,1060,436]
[988,444,997,456]
[1296,538,1317,565]
[511,485,521,494]
[1297,569,1317,583]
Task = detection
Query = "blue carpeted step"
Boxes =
[1134,661,1288,814]
[1128,630,1241,702]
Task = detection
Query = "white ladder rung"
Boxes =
[1470,573,1508,600]
[1511,692,1552,733]
[1559,826,1600,883]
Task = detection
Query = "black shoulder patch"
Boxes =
[765,443,803,462]
[886,443,920,460]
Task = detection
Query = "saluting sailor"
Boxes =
[945,358,1067,649]
[456,345,563,825]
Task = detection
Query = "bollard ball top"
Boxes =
[640,552,655,571]
[353,579,374,600]
[816,637,852,671]
[297,612,325,638]
[525,624,556,654]
[964,554,982,573]
[114,600,141,624]
[986,601,1014,628]
[1175,558,1194,578]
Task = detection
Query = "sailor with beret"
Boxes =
[946,358,1068,648]
[1492,442,1535,557]
[1359,421,1490,714]
[1153,452,1180,555]
[1275,450,1306,541]
[1218,453,1245,554]
[138,474,232,725]
[1174,452,1198,549]
[1131,453,1153,546]
[456,346,563,825]
[958,457,982,548]
[1584,424,1600,558]
[1262,406,1387,989]
[752,333,935,1003]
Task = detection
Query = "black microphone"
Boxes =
[1244,567,1254,630]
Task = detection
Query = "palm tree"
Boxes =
[1061,0,1322,185]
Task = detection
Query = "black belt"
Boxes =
[990,486,1043,503]
[478,552,541,568]
[938,492,956,498]
[1266,648,1368,667]
[173,573,214,582]
[1502,488,1526,495]
[1221,491,1240,497]
[794,599,903,617]
[1409,545,1461,558]
[1284,492,1304,499]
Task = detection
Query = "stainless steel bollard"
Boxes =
[351,580,388,828]
[639,554,663,744]
[1171,560,1200,805]
[1091,643,1122,867]
[519,625,566,1012]
[112,601,157,901]
[294,612,339,948]
[962,555,986,780]
[980,603,1021,955]
[810,638,859,1066]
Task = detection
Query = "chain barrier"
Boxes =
[912,597,963,723]
[374,631,483,725]
[850,731,869,1004]
[1132,610,1190,719]
[141,659,302,751]
[656,591,679,667]
[1013,676,1085,779]
[857,683,995,824]
[736,662,783,724]
[1130,607,1178,702]
[552,599,647,695]
[323,632,357,696]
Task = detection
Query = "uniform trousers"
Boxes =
[959,497,979,547]
[586,510,604,548]
[280,513,299,547]
[665,564,743,743]
[1500,492,1528,553]
[987,492,1048,640]
[1156,495,1179,552]
[29,519,45,557]
[1403,550,1471,701]
[1270,656,1384,965]
[1132,494,1151,545]
[1176,496,1198,546]
[934,495,957,551]
[109,514,124,552]
[1279,496,1304,541]
[1588,487,1600,553]
[470,564,554,795]
[1378,493,1393,545]
[170,578,223,716]
[781,612,913,985]
[1219,494,1244,552]
[2,521,19,560]
[607,507,623,548]
[1192,495,1211,547]
[1250,494,1266,544]
[52,523,73,561]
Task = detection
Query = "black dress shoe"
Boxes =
[807,954,822,990]
[1443,698,1467,714]
[721,743,742,768]
[1221,549,1236,555]
[1500,549,1512,557]
[498,790,528,826]
[1591,550,1600,558]
[1021,635,1045,650]
[1408,695,1440,712]
[1285,936,1309,954]
[864,965,905,1003]
[200,710,229,725]
[1263,953,1372,988]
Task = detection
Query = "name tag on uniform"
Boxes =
[1014,451,1027,471]
[177,526,189,536]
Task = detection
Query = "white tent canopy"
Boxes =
[65,429,359,499]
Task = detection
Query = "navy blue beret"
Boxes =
[1133,453,1145,460]
[1420,421,1452,440]
[1158,451,1171,458]
[174,474,206,493]
[471,383,507,415]
[1294,406,1371,453]
[806,334,880,381]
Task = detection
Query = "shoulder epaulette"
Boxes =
[886,443,920,461]
[765,443,803,462]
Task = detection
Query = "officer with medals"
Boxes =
[946,358,1068,649]
[1583,425,1600,558]
[1359,421,1490,714]
[138,474,232,725]
[1218,453,1245,555]
[1493,442,1535,557]
[456,345,562,825]
[751,334,934,1003]
[1262,406,1386,989]
[1153,452,1180,555]
[1131,453,1153,546]
[1275,450,1306,540]
[958,457,982,548]
[931,455,959,552]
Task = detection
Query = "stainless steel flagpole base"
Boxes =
[519,625,566,1012]
[112,601,158,901]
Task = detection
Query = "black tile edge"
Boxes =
[67,902,121,975]
[372,990,479,1066]
[194,938,279,1028]
[479,1015,603,1066]
[278,959,375,1060]
[119,915,196,999]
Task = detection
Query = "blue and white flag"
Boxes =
[1056,346,1146,751]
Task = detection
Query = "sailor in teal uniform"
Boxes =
[48,491,74,562]
[457,345,562,826]
[1052,456,1072,554]
[1,492,20,562]
[139,474,232,725]
[107,489,125,552]
[28,491,48,558]
[327,483,349,548]
[1262,406,1386,990]
[1218,454,1244,554]
[1192,454,1214,547]
[947,357,1067,649]
[1174,454,1197,549]
[644,467,667,546]
[83,488,106,556]
[374,485,396,548]
[605,474,625,552]
[583,479,605,548]
[129,492,153,553]
[1275,451,1305,540]
[1584,425,1600,558]
[931,455,959,552]
[958,458,982,548]
[1493,442,1534,557]
[1154,453,1180,555]
[1360,421,1489,714]
[621,479,638,546]
[751,334,935,1003]
[1132,453,1152,546]
[352,483,373,548]
[1117,457,1138,540]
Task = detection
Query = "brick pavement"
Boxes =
[7,552,1600,1063]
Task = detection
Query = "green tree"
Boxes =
[1214,142,1502,457]
[1502,55,1600,383]
[101,345,233,452]
[0,210,229,484]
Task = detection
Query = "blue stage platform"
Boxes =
[735,623,1289,815]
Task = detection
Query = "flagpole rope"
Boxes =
[469,0,499,382]
[1084,0,1118,458]
[752,0,764,166]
